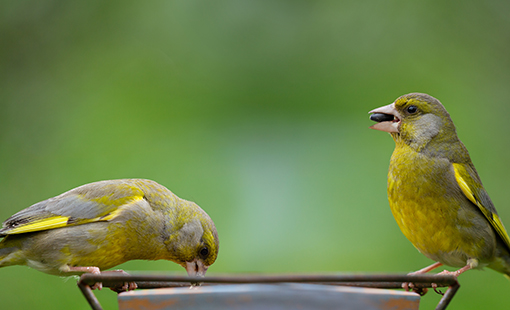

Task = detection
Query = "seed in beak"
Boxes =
[370,113,395,123]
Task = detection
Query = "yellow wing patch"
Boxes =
[453,163,510,251]
[5,196,143,235]
[7,216,70,234]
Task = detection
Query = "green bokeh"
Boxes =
[1,1,510,309]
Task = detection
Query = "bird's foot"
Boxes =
[72,266,103,290]
[72,267,137,292]
[427,267,465,295]
[102,270,138,293]
[424,264,473,296]
[402,262,443,295]
[431,283,444,295]
[402,282,428,296]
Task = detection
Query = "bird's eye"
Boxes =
[199,246,209,258]
[406,105,418,114]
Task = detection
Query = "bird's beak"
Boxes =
[185,259,208,278]
[368,102,401,133]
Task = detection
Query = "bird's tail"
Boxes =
[0,236,22,268]
[489,243,510,280]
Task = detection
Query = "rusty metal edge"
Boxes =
[78,281,103,310]
[436,281,460,310]
[77,273,460,310]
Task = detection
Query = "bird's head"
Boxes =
[166,203,219,278]
[369,93,458,151]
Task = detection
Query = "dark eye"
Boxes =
[406,105,418,114]
[199,246,209,258]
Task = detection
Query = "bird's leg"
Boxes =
[70,267,137,292]
[436,261,474,277]
[69,266,102,290]
[410,262,443,274]
[430,260,476,294]
[100,270,138,293]
[402,262,443,295]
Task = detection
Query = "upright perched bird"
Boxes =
[0,179,219,290]
[369,93,510,280]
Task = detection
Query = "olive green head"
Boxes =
[165,202,219,278]
[369,93,460,153]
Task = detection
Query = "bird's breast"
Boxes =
[387,146,495,266]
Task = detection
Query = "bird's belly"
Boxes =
[389,181,496,267]
[21,223,131,275]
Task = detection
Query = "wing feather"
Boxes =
[1,180,145,235]
[453,163,510,252]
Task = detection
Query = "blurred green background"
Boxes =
[1,1,510,309]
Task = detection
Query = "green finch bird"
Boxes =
[0,179,219,290]
[369,93,510,281]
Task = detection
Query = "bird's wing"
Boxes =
[453,163,510,251]
[1,180,145,235]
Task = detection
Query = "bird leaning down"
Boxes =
[0,179,219,291]
[369,93,510,287]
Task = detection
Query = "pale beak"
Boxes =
[368,102,401,133]
[185,259,208,278]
